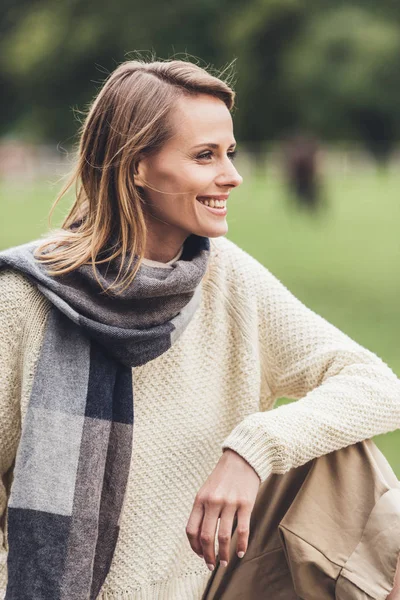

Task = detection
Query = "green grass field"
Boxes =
[1,168,399,474]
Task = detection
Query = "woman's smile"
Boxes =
[196,193,229,216]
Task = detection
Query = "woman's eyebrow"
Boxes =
[190,142,237,150]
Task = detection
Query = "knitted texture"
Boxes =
[1,235,400,599]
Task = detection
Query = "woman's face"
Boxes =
[135,93,243,259]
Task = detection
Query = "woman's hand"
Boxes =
[186,448,261,571]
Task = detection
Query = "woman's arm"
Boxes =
[221,261,400,483]
[0,270,28,594]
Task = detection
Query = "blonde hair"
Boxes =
[35,57,236,292]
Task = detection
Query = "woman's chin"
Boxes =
[184,213,228,238]
[200,222,228,238]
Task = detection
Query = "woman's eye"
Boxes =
[196,150,238,161]
[228,150,238,161]
[197,152,213,160]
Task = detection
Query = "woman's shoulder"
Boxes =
[206,236,282,317]
[0,268,41,303]
[211,235,258,266]
[0,268,50,329]
[209,235,276,286]
[208,236,295,314]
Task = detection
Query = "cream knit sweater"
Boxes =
[1,235,400,599]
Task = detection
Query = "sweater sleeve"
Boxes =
[221,260,400,483]
[0,270,29,594]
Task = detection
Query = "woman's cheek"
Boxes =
[196,170,219,194]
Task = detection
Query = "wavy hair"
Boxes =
[34,57,235,292]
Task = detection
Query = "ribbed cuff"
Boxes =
[221,416,287,483]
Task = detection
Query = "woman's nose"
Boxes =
[217,159,243,189]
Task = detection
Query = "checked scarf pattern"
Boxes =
[0,234,210,599]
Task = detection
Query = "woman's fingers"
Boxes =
[216,503,237,566]
[185,499,205,558]
[199,497,221,569]
[186,450,260,568]
[186,495,252,571]
[235,501,252,558]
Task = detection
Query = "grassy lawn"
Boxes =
[1,168,399,474]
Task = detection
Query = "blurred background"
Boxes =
[1,0,400,473]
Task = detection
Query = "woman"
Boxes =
[0,58,399,600]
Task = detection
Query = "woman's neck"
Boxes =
[144,241,184,263]
[144,220,187,263]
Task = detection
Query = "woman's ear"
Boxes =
[134,159,146,189]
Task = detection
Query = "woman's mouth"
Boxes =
[196,197,227,215]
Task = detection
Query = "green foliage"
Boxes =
[222,0,307,143]
[0,0,240,142]
[283,6,400,160]
[2,0,400,159]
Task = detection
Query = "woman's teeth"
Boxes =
[197,198,226,208]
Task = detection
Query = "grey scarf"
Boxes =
[0,233,210,600]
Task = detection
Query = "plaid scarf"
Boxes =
[0,234,210,600]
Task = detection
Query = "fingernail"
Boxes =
[207,563,215,571]
[237,551,245,558]
[220,560,228,567]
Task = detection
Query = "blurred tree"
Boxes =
[0,0,241,143]
[222,0,307,153]
[2,0,400,162]
[283,5,400,163]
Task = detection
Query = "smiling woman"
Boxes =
[133,93,242,262]
[30,60,242,292]
[0,57,400,600]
